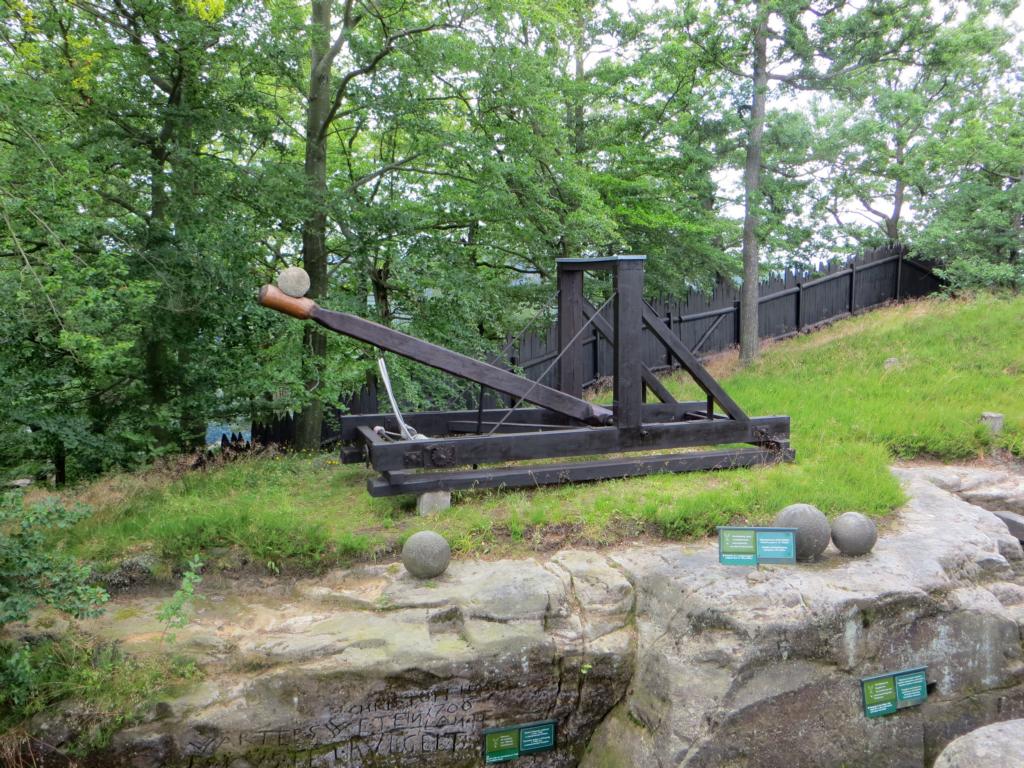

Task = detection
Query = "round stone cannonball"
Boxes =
[773,503,831,562]
[831,511,878,557]
[277,266,311,298]
[401,531,451,579]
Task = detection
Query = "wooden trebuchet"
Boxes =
[257,256,793,497]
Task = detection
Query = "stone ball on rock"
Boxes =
[277,266,311,298]
[831,511,877,556]
[401,531,451,579]
[773,503,831,561]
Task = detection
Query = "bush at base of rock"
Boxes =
[773,503,831,561]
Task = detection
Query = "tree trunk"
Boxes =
[886,140,906,242]
[739,13,768,365]
[53,439,66,488]
[294,0,332,452]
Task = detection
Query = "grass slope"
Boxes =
[65,295,1023,571]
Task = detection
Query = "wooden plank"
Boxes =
[447,420,578,434]
[364,415,790,471]
[367,446,796,496]
[581,301,676,404]
[641,305,749,421]
[356,425,387,446]
[339,446,364,464]
[692,313,726,355]
[339,401,708,442]
[558,266,584,398]
[674,305,736,324]
[306,304,612,426]
[614,260,645,429]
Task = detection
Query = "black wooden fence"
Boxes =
[514,244,939,392]
[254,244,941,445]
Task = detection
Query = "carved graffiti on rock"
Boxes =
[185,681,553,767]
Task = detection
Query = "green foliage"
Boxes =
[0,492,107,626]
[0,632,199,751]
[0,0,1022,476]
[157,554,204,642]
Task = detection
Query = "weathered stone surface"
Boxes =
[580,466,1024,768]
[831,511,878,556]
[980,412,1004,436]
[23,464,1024,768]
[933,718,1024,767]
[70,556,634,768]
[401,531,451,578]
[774,503,831,561]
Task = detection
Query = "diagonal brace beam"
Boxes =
[581,300,676,404]
[641,304,748,421]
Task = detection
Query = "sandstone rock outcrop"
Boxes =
[581,466,1024,768]
[19,465,1024,768]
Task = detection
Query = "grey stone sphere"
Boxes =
[773,503,831,561]
[401,531,451,579]
[831,511,878,557]
[277,266,311,298]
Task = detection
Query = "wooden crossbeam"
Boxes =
[337,402,710,442]
[367,446,794,496]
[362,416,788,472]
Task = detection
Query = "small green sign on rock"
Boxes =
[861,667,928,718]
[718,527,797,566]
[483,720,556,763]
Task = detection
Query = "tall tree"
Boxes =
[292,0,470,449]
[685,0,934,363]
[815,3,1015,246]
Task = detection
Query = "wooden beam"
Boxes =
[338,402,708,441]
[447,420,578,434]
[259,285,612,426]
[641,304,749,421]
[614,261,645,429]
[558,266,584,398]
[367,446,795,496]
[581,301,676,404]
[363,416,789,471]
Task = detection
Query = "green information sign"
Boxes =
[718,527,797,566]
[483,720,556,763]
[861,667,928,718]
[520,721,556,753]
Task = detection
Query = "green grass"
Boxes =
[0,632,200,754]
[64,294,1023,570]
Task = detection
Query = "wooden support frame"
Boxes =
[363,416,789,472]
[367,446,794,497]
[259,254,793,498]
[580,301,676,404]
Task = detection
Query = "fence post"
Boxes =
[665,309,674,368]
[796,282,804,331]
[732,299,741,345]
[895,248,903,301]
[849,264,857,315]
